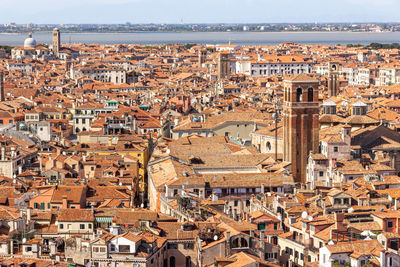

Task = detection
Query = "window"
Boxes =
[296,88,303,102]
[308,88,313,102]
[100,247,106,252]
[25,246,32,252]
[266,142,271,151]
[388,221,393,228]
[89,224,92,229]
[93,247,99,252]
[173,189,178,196]
[184,243,194,249]
[234,200,238,207]
[80,224,85,229]
[168,243,178,249]
[319,171,324,177]
[118,245,130,252]
[34,203,38,209]
[334,146,338,152]
[59,224,64,229]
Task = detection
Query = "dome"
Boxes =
[24,33,37,48]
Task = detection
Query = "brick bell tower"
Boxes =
[283,74,320,184]
[328,62,340,97]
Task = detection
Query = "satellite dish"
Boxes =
[214,235,218,241]
[301,211,308,219]
[308,216,313,222]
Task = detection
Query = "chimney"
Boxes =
[0,71,4,102]
[39,155,43,173]
[341,126,351,146]
[27,207,31,222]
[1,147,5,161]
[75,235,82,250]
[261,183,265,193]
[10,146,15,159]
[259,231,265,259]
[225,231,231,255]
[334,213,344,223]
[62,195,68,209]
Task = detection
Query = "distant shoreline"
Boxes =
[0,30,397,34]
[2,31,400,46]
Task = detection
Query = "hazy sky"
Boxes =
[1,0,400,24]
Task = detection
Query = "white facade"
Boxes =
[235,60,313,77]
[72,66,127,84]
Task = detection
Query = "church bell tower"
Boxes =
[52,28,61,58]
[283,74,320,184]
[328,62,339,97]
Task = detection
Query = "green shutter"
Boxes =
[34,203,38,209]
[40,202,45,210]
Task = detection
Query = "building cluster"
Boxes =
[0,30,400,267]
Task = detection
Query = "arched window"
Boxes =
[170,256,176,267]
[232,238,240,248]
[240,238,248,247]
[296,88,303,102]
[186,256,191,267]
[308,88,314,102]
